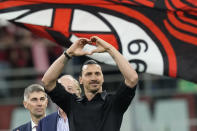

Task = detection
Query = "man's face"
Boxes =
[59,76,81,97]
[80,64,104,94]
[23,91,48,119]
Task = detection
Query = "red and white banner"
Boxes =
[0,0,196,82]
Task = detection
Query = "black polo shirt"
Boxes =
[47,82,136,131]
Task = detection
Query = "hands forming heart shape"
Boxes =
[67,36,113,57]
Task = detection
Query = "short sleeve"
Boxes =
[113,83,137,113]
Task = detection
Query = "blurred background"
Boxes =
[0,20,197,131]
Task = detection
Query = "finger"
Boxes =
[90,37,97,42]
[90,36,101,42]
[80,39,91,45]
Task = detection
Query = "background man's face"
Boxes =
[59,76,81,97]
[23,91,48,118]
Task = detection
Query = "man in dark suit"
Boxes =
[37,75,81,131]
[13,84,48,131]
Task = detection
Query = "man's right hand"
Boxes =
[66,38,92,57]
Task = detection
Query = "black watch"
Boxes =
[63,50,72,59]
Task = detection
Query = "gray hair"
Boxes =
[73,77,82,94]
[59,75,82,95]
[24,84,46,101]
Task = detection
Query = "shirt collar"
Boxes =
[77,90,107,102]
[31,119,37,129]
[31,114,46,128]
[100,90,107,100]
[57,109,61,117]
[57,108,64,118]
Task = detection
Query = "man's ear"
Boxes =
[23,101,28,109]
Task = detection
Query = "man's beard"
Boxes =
[89,80,100,94]
[90,88,99,94]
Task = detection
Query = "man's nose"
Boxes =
[37,100,43,105]
[91,74,97,80]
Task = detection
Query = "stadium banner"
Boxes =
[0,0,196,83]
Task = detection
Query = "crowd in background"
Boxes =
[0,23,64,98]
[0,24,64,69]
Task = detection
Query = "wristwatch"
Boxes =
[63,50,72,59]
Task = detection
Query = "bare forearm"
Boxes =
[42,54,69,91]
[89,36,138,88]
[42,38,92,91]
[108,47,138,88]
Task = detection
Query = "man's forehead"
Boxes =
[28,91,46,98]
[82,64,101,71]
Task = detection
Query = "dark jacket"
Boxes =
[13,122,31,131]
[37,112,59,131]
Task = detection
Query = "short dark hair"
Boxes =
[80,59,100,76]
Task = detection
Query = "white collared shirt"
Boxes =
[57,110,69,131]
[31,119,37,131]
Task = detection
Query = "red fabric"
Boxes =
[0,105,16,129]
